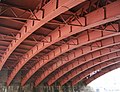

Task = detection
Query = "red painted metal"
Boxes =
[59,51,120,85]
[35,24,119,86]
[47,43,120,85]
[0,3,31,18]
[37,33,120,86]
[84,63,120,85]
[22,27,116,86]
[20,1,120,86]
[34,25,119,86]
[71,60,120,86]
[6,0,86,86]
[0,0,119,87]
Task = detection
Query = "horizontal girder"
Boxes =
[20,0,120,86]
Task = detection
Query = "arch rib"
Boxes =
[47,40,120,86]
[71,60,120,86]
[36,31,120,86]
[59,50,120,85]
[35,24,120,86]
[20,0,120,86]
[22,26,116,86]
[84,63,120,85]
[6,0,86,86]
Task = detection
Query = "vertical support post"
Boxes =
[72,86,75,92]
[52,86,54,92]
[41,86,44,92]
[33,86,36,92]
[68,86,72,92]
[59,86,63,92]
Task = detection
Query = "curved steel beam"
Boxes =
[34,24,120,86]
[47,42,120,86]
[71,60,120,86]
[6,0,86,86]
[21,0,120,85]
[22,25,117,86]
[59,50,120,85]
[7,2,120,84]
[36,31,120,86]
[83,63,120,85]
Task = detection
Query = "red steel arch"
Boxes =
[30,23,119,86]
[58,51,120,85]
[36,33,120,86]
[20,0,120,86]
[0,0,120,88]
[21,26,116,86]
[47,43,120,86]
[71,61,120,86]
[83,63,120,85]
[35,23,120,86]
[1,0,85,70]
[6,0,86,86]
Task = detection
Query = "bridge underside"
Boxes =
[0,0,120,91]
